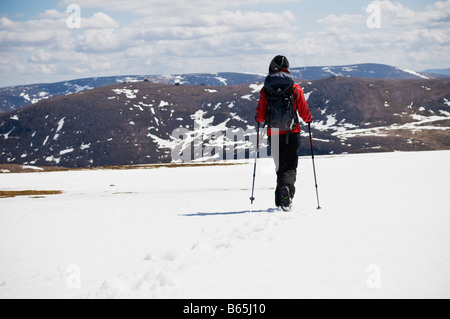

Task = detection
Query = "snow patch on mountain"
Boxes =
[52,117,65,141]
[322,67,340,77]
[73,84,94,93]
[113,88,139,99]
[444,98,450,107]
[80,143,91,150]
[395,67,429,80]
[332,113,450,140]
[59,148,74,155]
[20,92,30,101]
[249,83,264,93]
[56,118,65,133]
[45,155,61,164]
[2,127,15,140]
[147,132,177,150]
[241,94,253,101]
[304,91,313,101]
[214,76,228,86]
[158,101,169,108]
[147,110,255,162]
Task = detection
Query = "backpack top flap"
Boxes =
[264,72,297,130]
[264,72,295,95]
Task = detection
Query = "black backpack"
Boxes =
[264,72,298,131]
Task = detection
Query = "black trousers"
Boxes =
[268,133,301,207]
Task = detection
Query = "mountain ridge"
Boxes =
[422,68,450,76]
[1,63,447,113]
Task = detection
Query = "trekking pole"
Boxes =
[308,122,322,210]
[250,122,261,205]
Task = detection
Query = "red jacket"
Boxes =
[256,71,312,136]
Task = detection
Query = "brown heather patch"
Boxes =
[0,190,63,198]
[0,162,243,174]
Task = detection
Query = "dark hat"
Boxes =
[269,55,290,74]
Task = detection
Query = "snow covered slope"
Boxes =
[0,151,449,299]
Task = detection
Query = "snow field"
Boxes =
[0,151,449,299]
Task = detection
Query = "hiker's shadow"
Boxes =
[180,209,278,217]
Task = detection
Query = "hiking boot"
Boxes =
[280,186,292,212]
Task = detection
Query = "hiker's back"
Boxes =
[264,72,298,131]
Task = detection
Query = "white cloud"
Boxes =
[0,0,448,87]
[372,0,450,27]
[0,22,68,48]
[81,12,120,29]
[0,17,14,28]
[38,9,68,19]
[292,0,450,71]
[318,14,365,26]
[76,29,122,53]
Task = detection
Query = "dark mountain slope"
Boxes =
[1,77,449,168]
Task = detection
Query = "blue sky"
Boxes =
[1,0,431,20]
[0,0,448,86]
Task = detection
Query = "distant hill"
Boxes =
[1,76,449,168]
[0,63,441,113]
[422,68,450,77]
[290,63,435,80]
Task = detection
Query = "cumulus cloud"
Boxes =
[0,3,301,86]
[0,17,14,28]
[0,0,448,87]
[76,29,124,53]
[82,12,120,29]
[364,0,449,29]
[295,0,450,70]
[0,20,68,49]
[318,14,365,26]
[38,9,68,19]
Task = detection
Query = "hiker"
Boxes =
[255,55,312,211]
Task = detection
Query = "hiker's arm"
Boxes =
[294,86,312,123]
[255,88,267,123]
